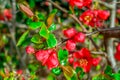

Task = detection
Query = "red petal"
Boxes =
[73,51,84,59]
[63,28,76,38]
[46,51,59,70]
[65,40,76,51]
[35,50,49,65]
[79,48,91,58]
[83,61,92,72]
[3,9,12,20]
[25,46,35,54]
[116,43,120,52]
[92,57,101,66]
[74,32,86,43]
[98,10,110,20]
[73,61,80,69]
[16,69,23,75]
[114,52,120,61]
[68,57,74,64]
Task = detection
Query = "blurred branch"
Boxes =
[94,0,113,9]
[0,21,28,29]
[106,0,117,72]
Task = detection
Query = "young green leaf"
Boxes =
[37,13,46,21]
[75,67,85,79]
[47,74,55,80]
[51,67,61,76]
[92,74,111,80]
[31,34,42,44]
[39,23,49,39]
[28,21,42,29]
[48,23,56,31]
[113,73,120,80]
[29,0,35,8]
[104,65,112,76]
[58,49,68,65]
[17,31,29,46]
[47,33,57,48]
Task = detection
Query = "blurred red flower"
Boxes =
[71,48,101,72]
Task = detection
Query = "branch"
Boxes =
[94,0,113,9]
[106,0,117,72]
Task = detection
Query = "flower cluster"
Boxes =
[63,28,86,51]
[79,10,110,27]
[35,49,59,70]
[69,48,101,72]
[26,46,59,70]
[68,0,92,9]
[114,43,120,61]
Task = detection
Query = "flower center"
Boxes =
[79,59,88,67]
[84,16,92,22]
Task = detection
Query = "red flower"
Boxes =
[69,57,74,64]
[114,43,120,61]
[116,43,120,52]
[45,51,59,70]
[0,9,12,21]
[72,48,101,72]
[65,40,76,51]
[0,14,4,20]
[35,49,59,70]
[114,52,120,61]
[68,0,92,9]
[79,10,110,27]
[25,46,35,54]
[63,28,76,38]
[16,69,23,75]
[4,9,12,20]
[35,50,50,65]
[98,10,110,20]
[92,57,101,66]
[74,32,86,43]
[79,10,94,26]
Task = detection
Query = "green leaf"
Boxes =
[39,23,49,39]
[51,67,61,76]
[21,37,31,47]
[28,64,39,72]
[29,0,35,8]
[37,13,46,21]
[104,65,112,76]
[48,23,56,31]
[47,33,57,48]
[17,31,29,46]
[47,74,55,80]
[113,73,120,80]
[31,34,42,44]
[58,49,68,65]
[92,74,111,80]
[50,9,58,15]
[28,21,42,29]
[75,67,85,79]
